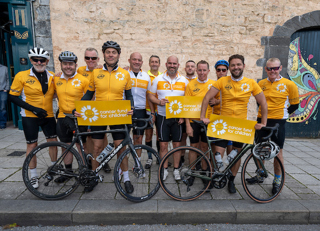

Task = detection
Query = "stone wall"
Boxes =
[49,0,320,119]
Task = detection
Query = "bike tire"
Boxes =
[241,153,285,203]
[159,146,212,201]
[114,144,160,202]
[22,141,83,200]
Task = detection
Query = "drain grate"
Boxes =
[7,151,25,156]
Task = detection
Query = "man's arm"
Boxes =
[288,104,299,115]
[200,87,219,124]
[148,93,169,106]
[125,89,134,109]
[9,94,47,118]
[254,92,267,130]
[81,90,95,100]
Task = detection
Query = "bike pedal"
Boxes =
[98,175,104,182]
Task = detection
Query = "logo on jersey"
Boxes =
[240,83,250,92]
[211,119,228,135]
[71,79,81,87]
[208,84,213,90]
[82,73,89,77]
[225,84,232,90]
[276,83,287,93]
[26,79,35,85]
[80,105,99,123]
[168,100,182,115]
[115,73,125,81]
[97,74,105,79]
[163,83,170,90]
[193,88,200,93]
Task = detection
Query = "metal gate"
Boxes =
[286,28,320,137]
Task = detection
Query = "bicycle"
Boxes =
[22,114,160,202]
[158,120,284,203]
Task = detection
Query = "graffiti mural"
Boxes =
[287,37,320,124]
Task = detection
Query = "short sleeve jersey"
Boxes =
[129,69,151,109]
[258,77,299,119]
[213,76,262,119]
[77,66,102,83]
[89,66,132,101]
[54,73,89,118]
[149,71,189,117]
[9,69,55,118]
[185,78,215,120]
[146,70,162,111]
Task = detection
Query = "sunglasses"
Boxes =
[31,58,47,63]
[266,66,281,71]
[216,68,227,72]
[85,56,98,60]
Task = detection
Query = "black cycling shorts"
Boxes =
[22,117,57,144]
[215,139,243,149]
[132,109,147,136]
[56,118,87,143]
[189,122,207,144]
[181,121,186,133]
[156,114,182,142]
[256,118,286,149]
[90,125,126,141]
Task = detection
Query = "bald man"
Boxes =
[148,56,189,181]
[128,52,153,157]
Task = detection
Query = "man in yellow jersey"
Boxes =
[9,47,57,189]
[247,58,299,194]
[74,41,134,193]
[185,60,215,186]
[200,54,268,194]
[145,55,162,169]
[53,51,90,184]
[148,56,189,181]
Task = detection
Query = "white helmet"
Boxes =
[253,141,280,160]
[28,47,50,60]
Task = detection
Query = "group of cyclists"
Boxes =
[9,40,299,196]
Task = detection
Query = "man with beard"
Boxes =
[148,56,189,181]
[74,41,134,193]
[9,47,58,189]
[200,54,268,194]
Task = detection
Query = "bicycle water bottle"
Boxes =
[215,152,223,168]
[96,144,113,163]
[225,149,238,165]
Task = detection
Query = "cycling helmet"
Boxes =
[102,41,121,54]
[28,47,50,60]
[58,51,78,63]
[215,60,229,69]
[253,141,280,160]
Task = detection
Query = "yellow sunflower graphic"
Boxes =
[168,100,182,115]
[80,105,99,122]
[211,119,228,135]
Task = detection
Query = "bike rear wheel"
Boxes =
[114,145,160,202]
[159,146,212,201]
[241,153,285,203]
[22,141,83,200]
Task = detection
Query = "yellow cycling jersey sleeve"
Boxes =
[54,73,89,118]
[258,77,299,119]
[185,79,215,120]
[213,76,262,119]
[89,67,132,101]
[77,66,93,82]
[9,69,55,117]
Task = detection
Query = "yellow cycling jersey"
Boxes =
[213,91,221,115]
[77,66,102,83]
[258,77,299,119]
[9,69,55,118]
[185,78,215,120]
[146,70,162,111]
[213,76,262,119]
[89,66,132,101]
[54,73,89,118]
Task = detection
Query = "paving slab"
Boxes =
[299,200,320,224]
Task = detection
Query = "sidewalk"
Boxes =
[0,124,319,226]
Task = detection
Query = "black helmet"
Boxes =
[102,41,121,54]
[58,51,78,63]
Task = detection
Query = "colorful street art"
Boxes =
[287,37,320,124]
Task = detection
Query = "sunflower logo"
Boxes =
[71,79,81,87]
[208,84,213,90]
[115,72,125,81]
[240,83,250,92]
[211,119,228,135]
[80,105,99,122]
[163,83,170,90]
[276,83,287,93]
[168,100,182,115]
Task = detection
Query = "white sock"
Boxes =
[30,168,37,178]
[51,161,56,165]
[123,171,130,182]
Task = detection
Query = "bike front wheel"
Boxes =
[241,153,285,203]
[159,146,212,201]
[22,141,83,200]
[114,144,160,202]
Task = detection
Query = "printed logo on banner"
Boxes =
[81,105,99,122]
[211,119,228,135]
[169,100,182,115]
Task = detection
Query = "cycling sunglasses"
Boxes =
[216,68,227,72]
[266,66,281,71]
[31,58,47,63]
[85,56,98,60]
